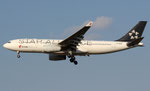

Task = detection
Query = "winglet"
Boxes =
[85,21,93,27]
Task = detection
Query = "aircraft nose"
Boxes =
[3,43,8,48]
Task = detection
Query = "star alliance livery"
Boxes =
[3,21,147,65]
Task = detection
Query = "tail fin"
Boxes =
[117,21,147,41]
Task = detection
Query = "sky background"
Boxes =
[0,0,150,91]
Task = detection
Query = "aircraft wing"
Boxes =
[59,21,93,51]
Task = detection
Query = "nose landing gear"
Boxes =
[17,51,20,58]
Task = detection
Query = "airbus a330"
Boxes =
[3,21,147,65]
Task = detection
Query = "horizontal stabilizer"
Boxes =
[127,37,144,46]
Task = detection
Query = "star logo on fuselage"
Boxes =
[129,30,139,39]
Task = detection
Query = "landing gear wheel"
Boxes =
[17,54,20,58]
[70,59,74,63]
[70,56,75,63]
[74,61,78,65]
[17,51,20,58]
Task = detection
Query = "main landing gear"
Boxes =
[69,56,78,65]
[17,51,20,58]
[68,51,78,65]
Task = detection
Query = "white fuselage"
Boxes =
[3,39,138,55]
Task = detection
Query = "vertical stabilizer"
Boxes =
[117,21,147,41]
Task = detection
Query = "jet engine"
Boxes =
[49,54,66,61]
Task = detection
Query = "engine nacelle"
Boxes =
[49,54,66,61]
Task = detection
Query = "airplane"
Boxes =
[3,21,147,65]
